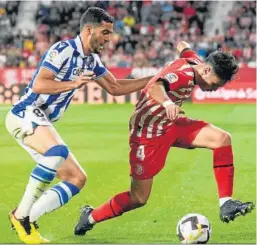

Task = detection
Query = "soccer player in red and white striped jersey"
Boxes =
[74,41,254,236]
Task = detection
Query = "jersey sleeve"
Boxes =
[92,54,107,78]
[41,41,70,75]
[179,48,202,64]
[159,71,193,92]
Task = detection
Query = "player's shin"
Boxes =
[90,191,141,223]
[15,145,69,219]
[30,180,80,222]
[213,145,234,206]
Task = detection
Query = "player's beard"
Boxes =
[89,34,101,54]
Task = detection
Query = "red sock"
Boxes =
[213,145,234,198]
[91,191,138,223]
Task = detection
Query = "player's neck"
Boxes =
[192,65,205,86]
[79,34,91,56]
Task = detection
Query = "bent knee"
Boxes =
[59,170,87,189]
[72,172,87,188]
[130,193,148,206]
[71,171,87,189]
[215,131,232,148]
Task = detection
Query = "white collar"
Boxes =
[74,35,85,57]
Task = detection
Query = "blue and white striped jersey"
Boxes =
[12,35,107,122]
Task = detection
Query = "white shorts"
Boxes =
[5,106,53,162]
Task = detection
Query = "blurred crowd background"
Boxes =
[0,0,256,68]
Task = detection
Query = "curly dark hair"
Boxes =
[206,51,239,84]
[80,7,114,31]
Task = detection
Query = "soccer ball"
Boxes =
[176,213,211,244]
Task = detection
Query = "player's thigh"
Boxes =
[5,107,64,155]
[172,117,209,149]
[130,177,153,205]
[24,125,64,154]
[56,152,87,187]
[129,135,174,180]
[190,124,231,149]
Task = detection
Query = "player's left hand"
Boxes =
[165,104,185,121]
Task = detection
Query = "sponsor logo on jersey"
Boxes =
[164,73,178,83]
[49,50,59,60]
[72,67,85,76]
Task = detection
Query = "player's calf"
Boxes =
[130,191,148,207]
[56,156,87,189]
[14,145,69,220]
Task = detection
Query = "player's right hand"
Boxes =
[165,104,185,121]
[74,71,96,89]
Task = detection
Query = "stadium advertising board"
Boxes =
[0,67,255,104]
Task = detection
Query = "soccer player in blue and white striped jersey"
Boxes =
[5,7,152,244]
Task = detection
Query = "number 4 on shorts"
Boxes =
[136,145,145,161]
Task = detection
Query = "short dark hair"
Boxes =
[206,51,239,84]
[80,7,114,31]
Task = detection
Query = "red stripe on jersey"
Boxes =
[135,92,147,109]
[130,50,202,139]
[151,114,167,138]
[140,106,166,138]
[130,99,156,138]
[161,120,174,134]
[135,93,149,112]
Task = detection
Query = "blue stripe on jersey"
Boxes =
[63,50,80,81]
[93,58,107,78]
[29,52,47,88]
[64,95,73,111]
[12,37,107,123]
[82,58,87,70]
[59,57,69,71]
[68,39,77,50]
[42,61,59,74]
[12,92,39,115]
[39,94,61,110]
[62,50,78,81]
[48,90,74,120]
[54,42,69,53]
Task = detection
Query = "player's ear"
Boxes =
[84,25,93,35]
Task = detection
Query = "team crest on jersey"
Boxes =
[164,73,178,83]
[135,164,144,175]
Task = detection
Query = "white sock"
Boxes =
[88,214,96,224]
[219,197,232,207]
[30,181,80,222]
[15,145,68,219]
[15,178,49,219]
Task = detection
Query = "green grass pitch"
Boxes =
[0,103,255,244]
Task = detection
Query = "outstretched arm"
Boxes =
[176,41,191,55]
[148,80,184,120]
[94,71,153,96]
[33,68,95,94]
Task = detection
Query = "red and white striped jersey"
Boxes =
[129,49,202,139]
